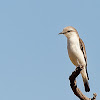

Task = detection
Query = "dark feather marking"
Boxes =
[79,38,89,80]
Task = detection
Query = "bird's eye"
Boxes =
[67,31,70,32]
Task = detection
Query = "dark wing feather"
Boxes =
[79,38,89,80]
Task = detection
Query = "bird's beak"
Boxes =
[59,32,63,35]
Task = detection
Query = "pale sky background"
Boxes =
[0,0,100,100]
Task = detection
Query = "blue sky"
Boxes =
[0,0,100,100]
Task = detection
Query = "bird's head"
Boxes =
[59,26,79,38]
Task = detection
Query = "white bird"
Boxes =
[59,26,90,92]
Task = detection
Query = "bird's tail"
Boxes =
[81,67,90,92]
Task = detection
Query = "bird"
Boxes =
[59,26,90,92]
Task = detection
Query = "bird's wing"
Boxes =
[79,38,89,80]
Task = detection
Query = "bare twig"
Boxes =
[69,66,97,100]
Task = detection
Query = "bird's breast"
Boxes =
[67,41,86,67]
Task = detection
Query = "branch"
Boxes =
[69,66,97,100]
